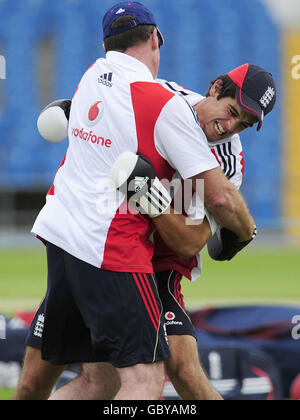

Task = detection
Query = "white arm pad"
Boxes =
[37,106,68,143]
[186,193,218,234]
[109,151,139,189]
[204,208,219,236]
[109,151,171,218]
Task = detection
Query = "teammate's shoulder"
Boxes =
[157,79,203,105]
[157,79,194,94]
[228,133,243,152]
[210,133,242,151]
[160,91,201,126]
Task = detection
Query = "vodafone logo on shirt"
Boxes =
[85,101,104,127]
[71,127,112,148]
[165,312,175,321]
[71,100,112,148]
[164,311,183,326]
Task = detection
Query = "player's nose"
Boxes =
[226,118,240,133]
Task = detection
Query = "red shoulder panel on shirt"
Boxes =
[101,83,176,273]
[130,82,175,180]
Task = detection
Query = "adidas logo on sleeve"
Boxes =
[98,72,113,88]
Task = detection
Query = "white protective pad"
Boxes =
[37,106,69,142]
[109,151,138,189]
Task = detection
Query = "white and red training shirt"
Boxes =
[32,52,218,272]
[152,80,245,281]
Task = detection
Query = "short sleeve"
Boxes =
[154,94,219,180]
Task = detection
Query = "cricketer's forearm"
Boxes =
[192,167,255,242]
[152,206,212,259]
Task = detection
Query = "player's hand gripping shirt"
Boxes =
[32,52,218,272]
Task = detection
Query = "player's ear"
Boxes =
[209,79,223,98]
[151,28,160,51]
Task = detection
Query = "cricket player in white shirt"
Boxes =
[13,2,275,401]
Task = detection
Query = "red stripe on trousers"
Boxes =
[133,273,158,331]
[138,274,160,322]
[140,273,160,320]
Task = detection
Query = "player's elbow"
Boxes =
[176,240,205,259]
[175,223,211,258]
[206,190,234,218]
[176,246,197,259]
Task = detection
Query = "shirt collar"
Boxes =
[106,51,154,81]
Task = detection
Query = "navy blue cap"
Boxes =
[228,64,276,131]
[102,2,164,46]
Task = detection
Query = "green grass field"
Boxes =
[1,246,300,315]
[0,245,300,400]
[182,246,300,306]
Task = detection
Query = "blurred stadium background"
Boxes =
[0,0,300,400]
[0,0,300,237]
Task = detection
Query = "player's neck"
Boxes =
[124,43,158,79]
[193,98,209,130]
